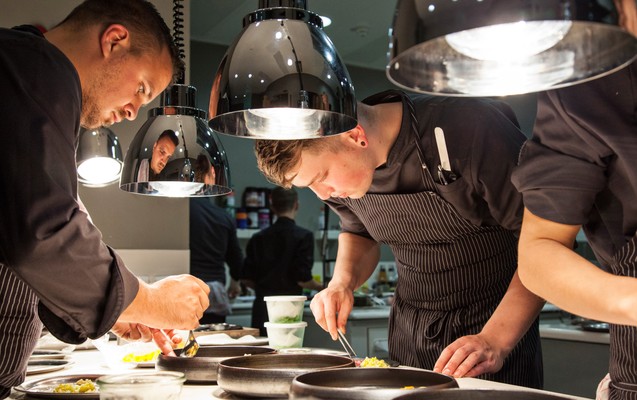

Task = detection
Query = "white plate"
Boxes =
[196,333,269,346]
[30,350,68,361]
[15,374,100,399]
[26,360,73,375]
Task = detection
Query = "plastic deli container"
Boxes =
[264,295,306,323]
[264,321,307,349]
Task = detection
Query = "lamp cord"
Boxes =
[172,0,185,84]
[282,21,309,108]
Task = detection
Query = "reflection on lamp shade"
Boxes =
[387,0,637,96]
[77,127,123,187]
[208,0,357,139]
[119,85,231,197]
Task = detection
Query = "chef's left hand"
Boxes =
[433,334,505,378]
[111,322,182,356]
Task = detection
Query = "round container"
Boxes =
[217,353,354,398]
[392,388,574,400]
[156,345,276,383]
[290,367,458,400]
[97,371,185,400]
[265,321,307,349]
[264,295,306,323]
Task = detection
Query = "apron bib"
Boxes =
[608,233,637,400]
[338,93,542,388]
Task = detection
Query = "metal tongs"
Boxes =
[336,329,357,359]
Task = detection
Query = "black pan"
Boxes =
[289,367,458,400]
[155,345,275,383]
[217,353,355,398]
[392,388,576,400]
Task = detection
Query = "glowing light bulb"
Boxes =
[445,20,572,61]
[77,157,122,185]
[246,108,320,139]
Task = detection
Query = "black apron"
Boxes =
[608,232,637,400]
[340,94,542,388]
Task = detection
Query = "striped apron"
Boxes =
[339,96,542,388]
[0,263,43,399]
[608,233,637,400]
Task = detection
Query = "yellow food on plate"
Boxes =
[359,356,390,368]
[122,349,161,363]
[53,379,97,393]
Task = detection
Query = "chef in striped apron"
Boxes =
[513,61,637,400]
[254,90,544,388]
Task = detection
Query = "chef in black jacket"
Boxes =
[254,90,544,388]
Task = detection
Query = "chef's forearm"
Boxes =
[330,232,380,291]
[479,271,545,355]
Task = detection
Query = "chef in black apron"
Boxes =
[254,90,544,388]
[513,61,637,400]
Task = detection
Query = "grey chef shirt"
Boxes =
[326,90,527,240]
[512,62,637,268]
[0,26,139,343]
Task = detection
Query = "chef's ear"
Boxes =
[345,125,368,148]
[100,24,131,59]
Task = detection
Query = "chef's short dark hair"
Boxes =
[55,0,183,83]
[254,138,341,188]
[270,187,297,214]
[158,129,179,147]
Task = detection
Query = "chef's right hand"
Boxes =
[310,283,353,340]
[122,275,210,330]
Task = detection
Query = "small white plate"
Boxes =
[26,360,73,375]
[30,350,68,361]
[196,333,269,346]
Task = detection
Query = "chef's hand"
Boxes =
[120,275,210,330]
[110,323,182,356]
[310,284,353,340]
[433,334,505,378]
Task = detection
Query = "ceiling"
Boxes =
[190,0,398,71]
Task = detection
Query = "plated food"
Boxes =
[14,374,102,399]
[53,379,97,393]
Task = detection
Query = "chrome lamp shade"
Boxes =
[77,127,123,187]
[120,85,231,197]
[208,0,357,139]
[387,0,637,97]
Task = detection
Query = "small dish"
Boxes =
[26,360,73,375]
[29,350,68,361]
[14,374,101,399]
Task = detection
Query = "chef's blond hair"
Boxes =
[254,138,340,188]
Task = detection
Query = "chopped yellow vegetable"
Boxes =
[360,356,390,368]
[122,349,161,363]
[53,379,97,393]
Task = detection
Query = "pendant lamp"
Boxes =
[119,0,231,197]
[77,127,123,187]
[208,0,357,140]
[387,0,637,97]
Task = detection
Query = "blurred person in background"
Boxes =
[242,187,323,336]
[189,197,243,325]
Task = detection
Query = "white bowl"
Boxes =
[264,295,306,323]
[264,321,307,349]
